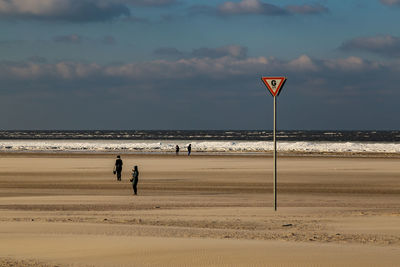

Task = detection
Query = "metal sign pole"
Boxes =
[261,76,286,211]
[273,95,277,211]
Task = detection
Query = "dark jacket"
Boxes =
[131,170,139,182]
[115,158,123,171]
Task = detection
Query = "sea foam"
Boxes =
[0,140,399,154]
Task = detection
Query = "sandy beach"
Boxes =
[0,153,399,266]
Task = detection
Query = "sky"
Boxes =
[0,0,399,130]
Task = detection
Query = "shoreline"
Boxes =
[1,150,400,158]
[1,139,400,155]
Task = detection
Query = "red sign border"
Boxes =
[261,77,287,97]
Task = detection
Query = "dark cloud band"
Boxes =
[380,0,400,6]
[340,35,400,57]
[216,0,328,16]
[0,0,130,22]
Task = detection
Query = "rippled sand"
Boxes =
[0,153,399,266]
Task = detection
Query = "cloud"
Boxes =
[154,47,184,57]
[102,35,116,45]
[0,35,116,48]
[1,53,399,129]
[121,0,178,6]
[287,55,318,71]
[0,51,396,104]
[51,34,117,45]
[323,56,382,72]
[0,0,130,22]
[285,4,329,15]
[154,45,248,59]
[215,0,328,16]
[53,34,82,44]
[0,53,392,84]
[340,35,400,57]
[380,0,400,6]
[218,0,288,16]
[192,45,248,59]
[187,5,215,16]
[122,15,149,23]
[27,56,47,63]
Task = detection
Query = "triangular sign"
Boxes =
[261,77,286,97]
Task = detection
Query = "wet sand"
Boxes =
[0,153,399,266]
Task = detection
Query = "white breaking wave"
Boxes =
[0,140,399,153]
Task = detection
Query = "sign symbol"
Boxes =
[261,77,286,97]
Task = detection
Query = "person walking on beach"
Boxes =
[176,145,180,155]
[187,144,191,156]
[114,155,123,181]
[130,165,139,195]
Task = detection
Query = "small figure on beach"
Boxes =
[187,144,191,156]
[176,145,180,155]
[114,155,123,181]
[130,165,139,195]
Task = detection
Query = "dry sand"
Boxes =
[0,153,399,266]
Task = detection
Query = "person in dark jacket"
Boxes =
[187,144,191,156]
[130,165,139,195]
[114,155,123,181]
[175,145,180,155]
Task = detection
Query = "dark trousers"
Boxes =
[116,170,122,181]
[132,179,138,195]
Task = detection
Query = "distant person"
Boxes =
[176,145,180,155]
[130,165,139,195]
[187,144,191,156]
[114,155,123,181]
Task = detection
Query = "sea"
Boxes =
[0,130,399,154]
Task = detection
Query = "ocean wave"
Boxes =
[0,130,399,142]
[0,140,399,154]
